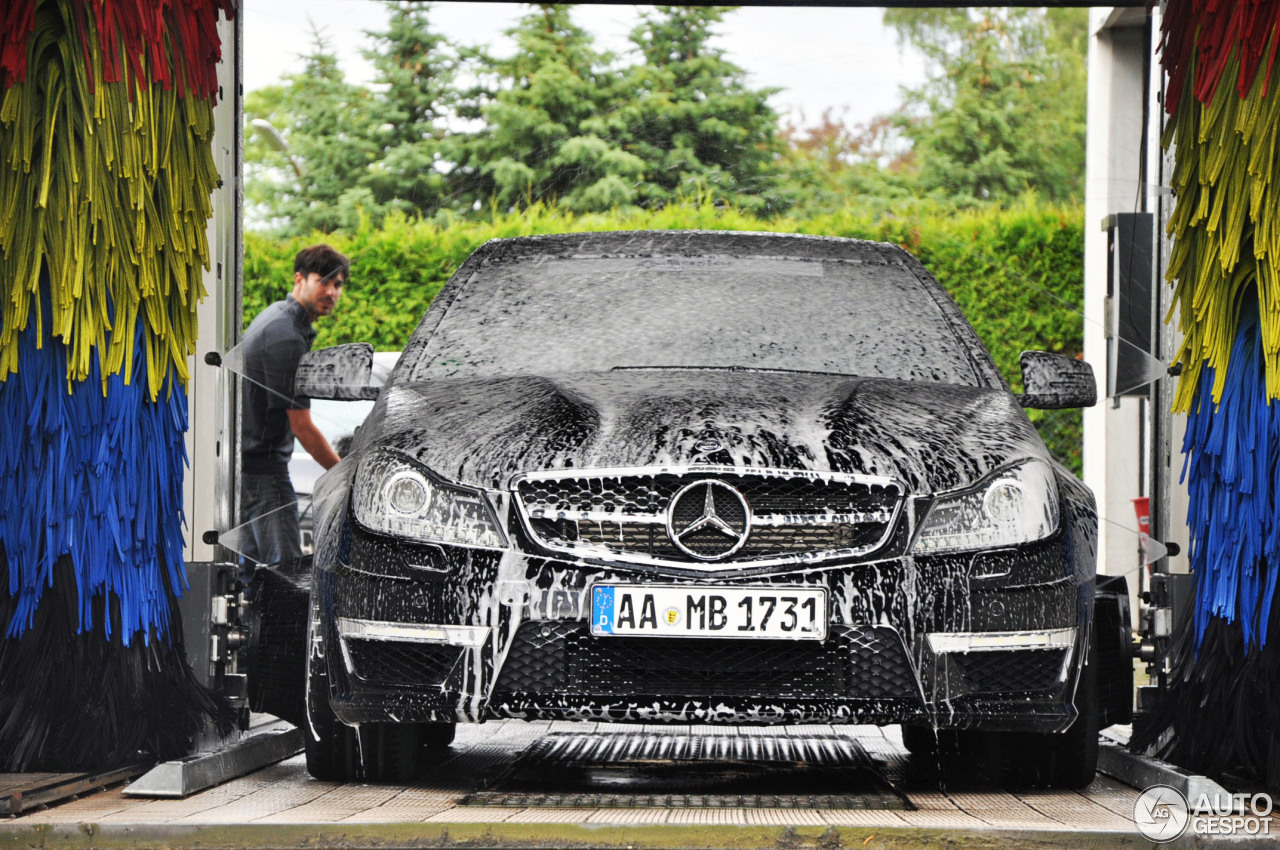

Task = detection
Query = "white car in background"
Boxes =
[289,352,399,552]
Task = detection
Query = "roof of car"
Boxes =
[470,230,910,265]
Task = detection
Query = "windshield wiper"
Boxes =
[610,365,855,378]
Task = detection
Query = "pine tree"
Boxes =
[453,4,645,213]
[361,2,458,217]
[621,6,784,213]
[244,28,379,234]
[885,7,1087,203]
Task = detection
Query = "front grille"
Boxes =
[493,623,919,701]
[516,467,901,567]
[344,639,465,687]
[951,649,1069,694]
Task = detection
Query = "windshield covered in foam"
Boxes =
[409,254,984,385]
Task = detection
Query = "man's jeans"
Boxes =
[240,471,302,566]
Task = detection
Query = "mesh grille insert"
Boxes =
[951,649,1068,694]
[345,639,464,687]
[492,623,919,701]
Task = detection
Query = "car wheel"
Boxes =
[359,721,455,783]
[900,724,980,757]
[359,724,425,783]
[304,669,360,782]
[976,632,1100,789]
[423,721,456,750]
[305,671,456,782]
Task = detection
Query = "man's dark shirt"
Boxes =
[241,295,316,474]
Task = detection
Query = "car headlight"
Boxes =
[352,450,507,549]
[912,459,1059,554]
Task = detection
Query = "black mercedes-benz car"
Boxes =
[296,231,1113,787]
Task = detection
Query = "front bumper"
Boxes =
[312,517,1091,734]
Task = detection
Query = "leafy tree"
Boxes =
[885,7,1088,203]
[621,6,785,213]
[360,2,460,218]
[244,27,379,234]
[776,110,915,218]
[452,5,645,213]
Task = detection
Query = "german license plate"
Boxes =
[590,584,827,640]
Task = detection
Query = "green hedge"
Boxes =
[244,199,1083,471]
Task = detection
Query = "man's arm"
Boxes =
[287,408,342,470]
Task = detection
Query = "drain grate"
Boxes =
[530,732,870,765]
[464,732,910,810]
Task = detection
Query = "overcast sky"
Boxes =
[241,2,928,131]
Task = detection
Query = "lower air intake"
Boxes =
[344,639,465,687]
[494,622,919,701]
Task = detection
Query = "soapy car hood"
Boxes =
[353,368,1048,496]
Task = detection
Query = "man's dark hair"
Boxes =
[294,244,350,282]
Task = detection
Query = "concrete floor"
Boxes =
[1,721,1270,848]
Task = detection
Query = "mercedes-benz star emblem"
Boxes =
[666,480,751,561]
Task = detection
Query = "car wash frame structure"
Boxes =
[2,0,1279,842]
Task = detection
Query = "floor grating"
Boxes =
[1,765,146,816]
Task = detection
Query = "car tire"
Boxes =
[977,631,1100,789]
[359,724,428,784]
[423,721,457,750]
[304,670,361,782]
[900,725,980,757]
[305,675,456,782]
[301,583,456,783]
[362,722,458,783]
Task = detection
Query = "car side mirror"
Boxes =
[1017,351,1097,409]
[295,343,380,400]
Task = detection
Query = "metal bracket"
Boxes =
[1098,731,1231,802]
[124,720,302,798]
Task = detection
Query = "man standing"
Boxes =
[239,244,348,565]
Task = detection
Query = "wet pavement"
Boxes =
[1,721,1270,848]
